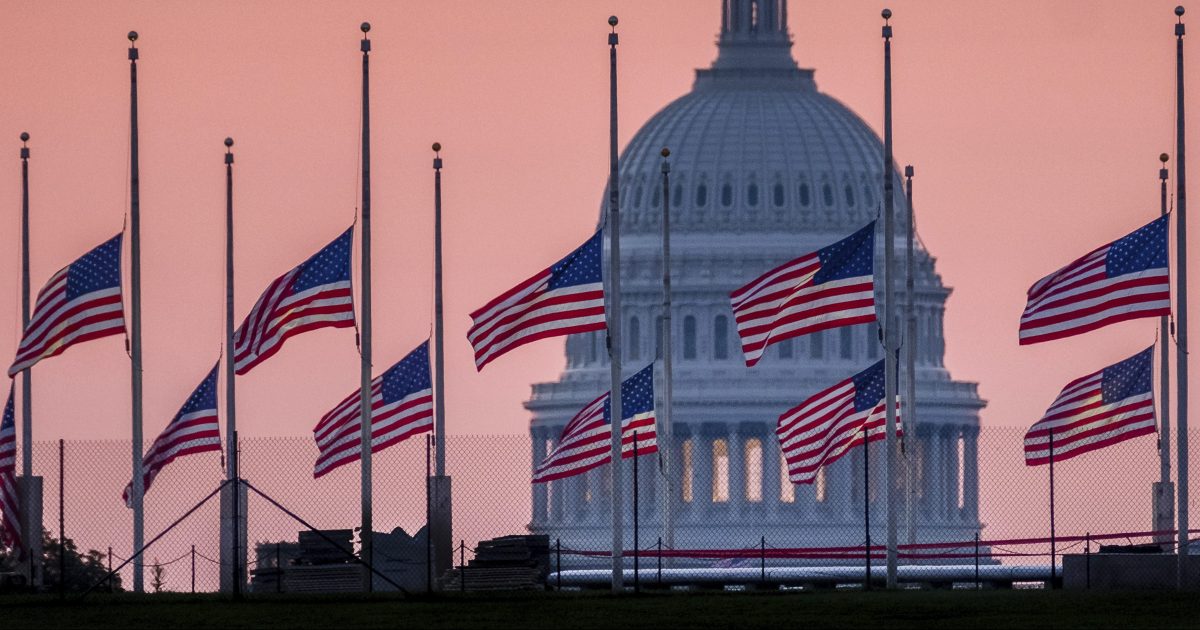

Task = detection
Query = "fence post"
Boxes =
[1085,532,1091,590]
[108,546,113,594]
[276,542,282,593]
[459,540,466,594]
[974,531,980,590]
[657,537,662,588]
[58,438,64,601]
[556,538,562,591]
[191,545,196,594]
[760,536,766,586]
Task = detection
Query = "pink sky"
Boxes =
[0,0,1197,443]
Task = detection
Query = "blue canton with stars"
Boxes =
[851,359,887,413]
[380,341,432,405]
[66,234,123,300]
[291,228,353,293]
[603,363,655,422]
[175,364,219,420]
[813,221,876,285]
[548,231,603,290]
[1100,347,1154,405]
[1107,215,1168,278]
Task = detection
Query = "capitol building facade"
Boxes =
[527,0,985,552]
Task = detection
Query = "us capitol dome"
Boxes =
[526,0,985,552]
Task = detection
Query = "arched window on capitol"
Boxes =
[713,315,729,360]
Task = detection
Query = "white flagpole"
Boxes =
[127,30,146,594]
[881,8,900,590]
[1173,5,1190,590]
[358,22,375,592]
[659,147,675,560]
[606,15,625,594]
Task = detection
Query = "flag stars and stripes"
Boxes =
[533,364,657,484]
[730,222,877,367]
[8,234,127,376]
[469,231,606,371]
[1019,216,1170,345]
[777,359,902,486]
[1024,347,1157,466]
[233,228,356,375]
[124,364,222,507]
[0,385,20,552]
[313,340,434,478]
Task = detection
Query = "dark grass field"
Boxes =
[2,590,1200,630]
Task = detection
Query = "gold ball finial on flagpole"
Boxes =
[609,15,619,28]
[432,142,442,154]
[225,137,234,149]
[128,31,138,42]
[1178,6,1186,17]
[882,8,892,20]
[1163,153,1172,163]
[661,147,670,158]
[20,132,29,143]
[361,22,371,33]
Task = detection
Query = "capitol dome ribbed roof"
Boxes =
[610,1,907,235]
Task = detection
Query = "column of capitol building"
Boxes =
[527,0,984,557]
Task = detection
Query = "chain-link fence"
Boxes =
[8,427,1199,594]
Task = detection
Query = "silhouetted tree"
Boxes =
[0,529,123,592]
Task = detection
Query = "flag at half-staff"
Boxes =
[731,222,876,367]
[8,234,125,376]
[532,363,656,484]
[1019,216,1170,345]
[313,340,433,478]
[1024,346,1157,466]
[468,231,605,370]
[233,228,355,374]
[123,363,222,506]
[0,385,21,552]
[778,359,902,485]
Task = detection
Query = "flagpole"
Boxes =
[224,137,236,480]
[222,135,242,592]
[1174,6,1191,590]
[18,132,38,581]
[659,147,675,560]
[431,142,452,581]
[1158,153,1174,541]
[358,21,375,593]
[606,15,626,594]
[880,8,899,590]
[19,133,31,483]
[433,143,446,484]
[127,31,146,594]
[904,164,916,548]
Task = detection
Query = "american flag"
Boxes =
[1024,346,1156,466]
[777,360,901,485]
[532,363,656,484]
[124,363,222,507]
[731,222,876,367]
[8,234,125,376]
[233,228,356,374]
[469,231,605,371]
[1,384,21,552]
[1019,216,1170,345]
[313,340,434,478]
